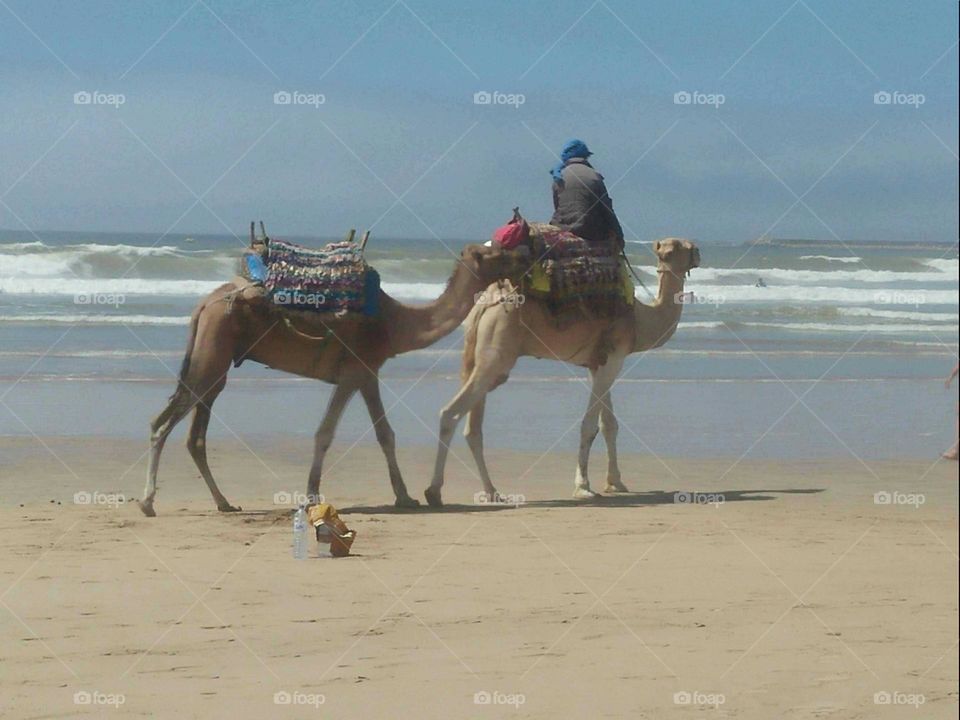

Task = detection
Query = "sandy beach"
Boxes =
[1,436,956,718]
[3,1,958,718]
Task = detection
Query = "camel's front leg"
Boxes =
[307,383,356,500]
[359,377,419,508]
[187,403,241,512]
[426,375,491,507]
[575,359,623,499]
[600,391,628,493]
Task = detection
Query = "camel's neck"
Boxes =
[382,262,486,355]
[633,269,687,352]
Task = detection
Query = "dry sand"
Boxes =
[0,436,957,718]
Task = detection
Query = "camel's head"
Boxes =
[653,238,700,277]
[460,242,530,283]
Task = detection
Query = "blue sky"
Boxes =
[1,0,957,243]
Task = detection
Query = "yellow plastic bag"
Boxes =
[530,262,551,293]
[307,503,356,557]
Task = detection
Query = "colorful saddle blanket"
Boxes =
[241,238,379,317]
[524,223,630,322]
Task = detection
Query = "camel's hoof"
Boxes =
[572,487,598,500]
[424,487,443,508]
[217,503,242,513]
[138,501,156,517]
[395,496,421,509]
[604,483,630,494]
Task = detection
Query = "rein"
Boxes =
[621,248,655,301]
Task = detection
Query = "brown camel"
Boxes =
[425,238,700,506]
[140,242,527,516]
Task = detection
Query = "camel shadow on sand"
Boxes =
[340,488,825,515]
[154,488,823,520]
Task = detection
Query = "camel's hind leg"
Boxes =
[186,397,241,513]
[141,290,237,516]
[599,391,628,493]
[463,398,498,501]
[574,357,624,499]
[140,387,198,516]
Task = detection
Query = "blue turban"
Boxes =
[551,139,592,182]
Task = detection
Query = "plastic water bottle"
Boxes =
[292,504,308,560]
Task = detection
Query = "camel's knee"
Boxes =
[149,421,172,447]
[438,409,459,439]
[186,434,205,458]
[149,410,170,439]
[580,416,600,442]
[600,413,618,435]
[464,427,483,452]
[373,420,395,449]
[314,429,334,455]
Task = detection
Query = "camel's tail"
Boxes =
[172,303,203,399]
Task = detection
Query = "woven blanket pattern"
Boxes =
[526,224,624,321]
[241,239,373,316]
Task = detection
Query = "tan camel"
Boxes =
[139,242,527,516]
[425,238,700,506]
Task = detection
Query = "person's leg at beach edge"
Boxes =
[943,362,958,460]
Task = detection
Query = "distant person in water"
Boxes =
[550,139,624,248]
[755,278,767,288]
[943,362,959,460]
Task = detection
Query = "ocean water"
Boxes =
[0,230,957,460]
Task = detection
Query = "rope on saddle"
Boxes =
[283,316,332,343]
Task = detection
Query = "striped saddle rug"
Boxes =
[240,238,379,317]
[524,223,629,323]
